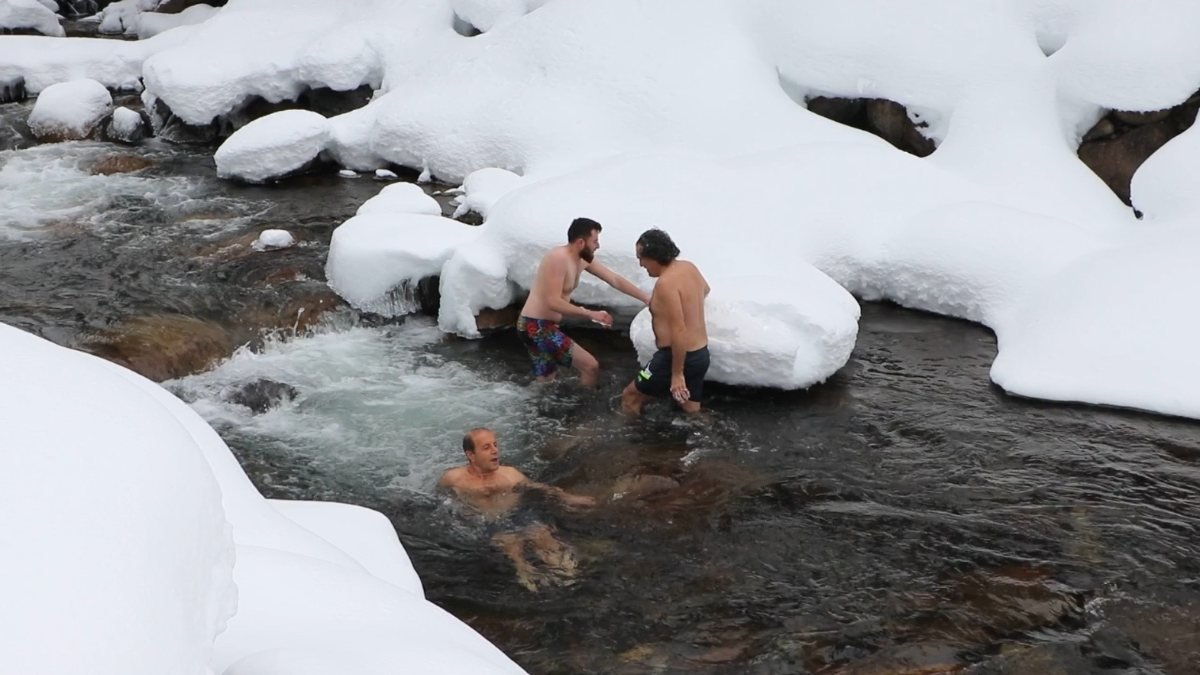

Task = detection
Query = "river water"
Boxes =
[3,100,1199,674]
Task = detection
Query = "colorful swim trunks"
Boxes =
[517,316,574,377]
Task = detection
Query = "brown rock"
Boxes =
[1078,123,1175,204]
[475,304,520,332]
[90,154,153,175]
[1081,117,1116,142]
[82,314,233,381]
[866,99,937,157]
[807,96,866,127]
[1112,109,1172,126]
[830,642,966,675]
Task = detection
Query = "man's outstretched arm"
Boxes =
[586,261,651,305]
[519,474,597,508]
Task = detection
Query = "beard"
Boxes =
[580,246,596,263]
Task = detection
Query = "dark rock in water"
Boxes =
[226,378,298,413]
[0,76,26,104]
[81,314,234,381]
[57,0,102,17]
[148,97,223,144]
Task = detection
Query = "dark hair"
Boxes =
[635,229,679,265]
[462,427,491,452]
[567,217,602,243]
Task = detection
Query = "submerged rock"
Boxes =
[82,314,233,382]
[225,378,298,413]
[0,75,26,104]
[90,154,153,175]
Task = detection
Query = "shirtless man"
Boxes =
[438,427,595,591]
[621,229,711,415]
[518,217,651,386]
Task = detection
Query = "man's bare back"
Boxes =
[648,259,709,351]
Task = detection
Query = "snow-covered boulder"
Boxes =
[631,271,860,390]
[327,213,481,316]
[357,182,441,217]
[101,105,149,144]
[136,2,218,39]
[215,109,330,184]
[1130,122,1200,222]
[253,229,295,251]
[0,0,65,37]
[0,323,237,675]
[97,0,160,35]
[454,167,525,219]
[27,78,113,142]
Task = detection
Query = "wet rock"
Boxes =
[90,154,153,176]
[148,97,223,144]
[475,304,519,333]
[971,642,1103,675]
[829,641,966,674]
[0,76,26,104]
[226,378,297,413]
[1112,109,1172,126]
[82,314,233,381]
[610,474,680,502]
[1096,595,1200,674]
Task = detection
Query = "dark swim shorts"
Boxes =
[634,346,710,402]
[517,316,574,377]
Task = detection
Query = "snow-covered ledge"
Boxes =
[0,323,526,675]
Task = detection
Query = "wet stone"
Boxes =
[225,378,298,413]
[90,154,153,175]
[81,314,233,381]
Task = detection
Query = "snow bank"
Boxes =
[97,0,161,36]
[0,324,524,674]
[26,78,112,141]
[991,228,1200,419]
[0,322,236,675]
[214,109,330,184]
[0,0,64,37]
[327,212,481,316]
[1130,122,1200,222]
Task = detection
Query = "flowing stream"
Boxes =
[3,101,1199,674]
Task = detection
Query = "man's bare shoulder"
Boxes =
[498,466,529,485]
[438,466,470,488]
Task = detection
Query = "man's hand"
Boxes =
[589,309,613,327]
[670,373,689,404]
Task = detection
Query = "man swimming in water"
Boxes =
[438,427,596,591]
[518,217,651,386]
[621,229,711,415]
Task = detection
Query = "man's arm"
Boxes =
[585,261,651,305]
[535,254,608,322]
[662,284,691,403]
[520,474,597,508]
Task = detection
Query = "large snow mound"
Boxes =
[27,78,112,141]
[0,324,524,674]
[214,109,330,183]
[137,3,220,40]
[0,322,236,675]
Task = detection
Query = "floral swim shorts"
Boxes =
[517,316,574,377]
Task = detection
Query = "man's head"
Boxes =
[462,427,501,474]
[567,217,602,263]
[635,228,679,277]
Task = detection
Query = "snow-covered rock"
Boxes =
[0,0,64,37]
[27,78,112,142]
[102,105,148,144]
[357,182,441,217]
[253,229,295,251]
[136,3,218,39]
[97,0,160,36]
[327,213,481,316]
[455,167,525,219]
[215,109,330,184]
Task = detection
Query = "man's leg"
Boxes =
[621,380,651,415]
[491,531,540,592]
[524,523,577,580]
[571,343,600,387]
